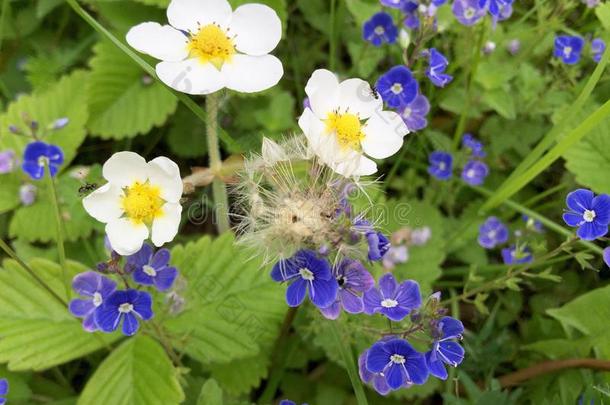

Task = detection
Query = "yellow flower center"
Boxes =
[325,112,364,150]
[187,24,236,69]
[121,182,164,225]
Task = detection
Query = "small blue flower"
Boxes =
[452,0,486,26]
[319,259,375,320]
[402,1,420,29]
[428,151,453,180]
[478,216,509,249]
[95,289,154,336]
[366,338,429,389]
[359,348,392,395]
[69,271,117,332]
[554,35,585,65]
[363,273,421,321]
[425,48,453,87]
[127,244,178,292]
[367,231,391,261]
[363,12,398,47]
[400,94,430,131]
[380,0,406,7]
[501,245,533,265]
[51,117,69,130]
[425,316,465,380]
[562,189,610,240]
[22,141,64,180]
[271,250,339,309]
[479,0,513,20]
[522,215,543,232]
[603,247,610,268]
[461,160,488,186]
[462,133,485,157]
[0,378,7,405]
[376,66,419,108]
[592,38,605,63]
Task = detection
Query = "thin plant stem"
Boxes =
[206,93,230,233]
[0,0,9,52]
[46,163,71,300]
[0,238,67,306]
[330,322,369,405]
[329,0,337,71]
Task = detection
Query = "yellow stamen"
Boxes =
[325,112,365,150]
[187,24,235,69]
[121,182,164,225]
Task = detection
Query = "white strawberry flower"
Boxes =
[298,69,409,177]
[83,152,183,256]
[126,0,283,95]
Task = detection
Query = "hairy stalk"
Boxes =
[46,163,70,300]
[0,238,67,306]
[330,322,369,405]
[206,93,231,233]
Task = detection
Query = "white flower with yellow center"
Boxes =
[126,0,283,95]
[83,152,183,256]
[298,69,409,177]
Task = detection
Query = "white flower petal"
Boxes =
[126,22,189,62]
[82,183,124,223]
[156,58,225,95]
[230,4,282,56]
[223,54,283,93]
[334,154,377,177]
[167,0,232,32]
[298,108,328,156]
[338,78,382,119]
[106,218,149,256]
[103,151,149,187]
[151,203,182,247]
[305,69,340,118]
[361,111,408,159]
[147,157,183,203]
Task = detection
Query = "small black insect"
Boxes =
[78,183,98,196]
[370,86,380,99]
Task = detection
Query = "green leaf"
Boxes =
[563,117,610,194]
[345,0,378,25]
[0,258,119,371]
[87,40,178,139]
[166,106,207,158]
[208,353,268,396]
[78,335,184,405]
[596,3,610,30]
[475,61,516,90]
[481,88,516,119]
[165,233,286,364]
[197,379,223,405]
[0,70,89,165]
[0,173,21,214]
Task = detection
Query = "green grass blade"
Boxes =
[330,322,369,405]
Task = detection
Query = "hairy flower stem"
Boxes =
[149,320,182,367]
[0,238,67,306]
[206,92,230,233]
[443,237,578,306]
[46,162,70,300]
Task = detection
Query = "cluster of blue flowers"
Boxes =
[452,0,513,26]
[477,216,542,265]
[428,133,489,185]
[0,379,7,405]
[69,243,179,336]
[554,35,605,65]
[359,288,465,394]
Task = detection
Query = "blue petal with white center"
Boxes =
[363,12,398,47]
[94,289,153,336]
[128,243,179,291]
[562,189,610,240]
[428,151,453,180]
[554,35,585,65]
[376,65,419,108]
[22,141,64,180]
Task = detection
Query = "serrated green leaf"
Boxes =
[197,379,223,405]
[481,88,516,119]
[596,3,610,30]
[0,258,119,371]
[0,70,89,166]
[208,353,268,396]
[0,173,21,214]
[165,233,286,364]
[87,41,177,139]
[78,335,184,405]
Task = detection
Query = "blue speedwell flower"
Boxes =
[501,245,533,265]
[95,289,153,336]
[363,12,398,47]
[478,216,509,249]
[22,141,64,180]
[367,231,391,261]
[462,133,485,157]
[592,38,606,63]
[363,273,421,321]
[425,48,453,87]
[0,378,7,405]
[428,151,453,180]
[359,349,392,395]
[376,66,419,108]
[402,1,420,29]
[69,271,117,332]
[554,35,585,65]
[461,160,489,186]
[127,244,178,292]
[319,259,375,320]
[452,0,486,26]
[562,189,610,240]
[425,316,465,380]
[400,94,430,131]
[480,0,514,21]
[366,338,429,389]
[271,250,338,308]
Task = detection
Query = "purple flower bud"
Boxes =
[411,226,431,245]
[0,150,16,174]
[51,117,69,130]
[483,41,496,54]
[8,125,21,134]
[507,39,520,55]
[30,120,39,131]
[141,75,154,85]
[19,184,36,206]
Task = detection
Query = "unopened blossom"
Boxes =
[126,0,283,94]
[0,150,15,174]
[501,245,533,265]
[603,247,610,268]
[425,48,453,87]
[592,38,605,63]
[382,245,409,269]
[298,69,408,177]
[507,39,520,55]
[19,184,36,206]
[83,151,183,256]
